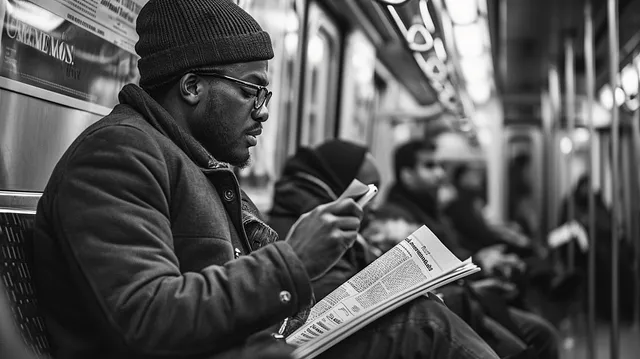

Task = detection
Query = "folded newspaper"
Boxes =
[287,225,480,359]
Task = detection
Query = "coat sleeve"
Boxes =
[49,124,312,356]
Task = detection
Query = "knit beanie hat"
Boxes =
[135,0,274,89]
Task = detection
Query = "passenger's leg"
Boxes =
[318,295,499,359]
[509,307,559,359]
[480,316,529,358]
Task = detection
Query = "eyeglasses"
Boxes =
[195,72,272,110]
[420,160,443,169]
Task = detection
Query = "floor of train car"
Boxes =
[525,284,639,359]
[560,316,640,359]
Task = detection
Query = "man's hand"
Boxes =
[470,278,518,299]
[474,245,525,276]
[285,198,363,280]
[491,225,531,248]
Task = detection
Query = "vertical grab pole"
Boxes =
[549,66,562,234]
[632,56,640,331]
[584,2,597,358]
[565,35,576,270]
[607,0,621,358]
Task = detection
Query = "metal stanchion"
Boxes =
[584,3,597,358]
[631,57,640,332]
[549,66,562,233]
[607,0,621,358]
[565,35,576,270]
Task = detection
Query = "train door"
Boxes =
[298,2,342,147]
[337,30,377,146]
[235,0,302,213]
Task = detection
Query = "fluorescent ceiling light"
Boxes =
[308,35,325,65]
[7,1,65,33]
[467,82,491,104]
[445,0,479,25]
[599,85,614,109]
[460,55,491,83]
[478,128,492,146]
[598,85,625,109]
[453,22,486,58]
[560,136,573,155]
[621,63,638,97]
[574,128,590,144]
[377,0,411,5]
[615,87,625,105]
[478,0,488,15]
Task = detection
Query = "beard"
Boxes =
[192,93,251,168]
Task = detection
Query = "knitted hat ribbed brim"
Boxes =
[136,0,274,89]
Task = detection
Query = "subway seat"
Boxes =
[0,212,52,358]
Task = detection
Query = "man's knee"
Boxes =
[320,295,499,359]
[509,308,559,358]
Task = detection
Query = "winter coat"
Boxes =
[32,84,312,359]
[379,184,472,261]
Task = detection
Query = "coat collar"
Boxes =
[387,183,440,220]
[118,84,227,170]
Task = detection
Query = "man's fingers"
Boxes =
[332,216,361,231]
[340,230,359,249]
[323,198,364,219]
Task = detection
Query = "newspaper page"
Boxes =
[287,225,479,358]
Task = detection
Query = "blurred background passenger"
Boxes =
[376,140,525,278]
[507,153,539,240]
[445,164,583,321]
[557,175,636,323]
[269,139,380,299]
[269,139,503,359]
[364,139,559,359]
[444,164,533,255]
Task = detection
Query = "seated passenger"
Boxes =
[371,139,559,359]
[446,165,583,309]
[269,139,381,299]
[31,1,500,358]
[270,139,548,359]
[558,175,636,322]
[444,164,533,255]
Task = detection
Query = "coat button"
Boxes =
[223,189,235,201]
[279,291,291,304]
[234,248,241,258]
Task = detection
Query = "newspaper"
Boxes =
[287,225,480,359]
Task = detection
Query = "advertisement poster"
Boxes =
[0,0,141,111]
[27,0,148,53]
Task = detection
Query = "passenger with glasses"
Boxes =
[31,1,500,359]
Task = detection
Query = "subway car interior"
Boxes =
[0,0,639,358]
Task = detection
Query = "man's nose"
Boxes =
[252,105,269,122]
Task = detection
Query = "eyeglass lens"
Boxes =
[256,88,272,109]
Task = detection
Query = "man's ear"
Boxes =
[178,73,203,106]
